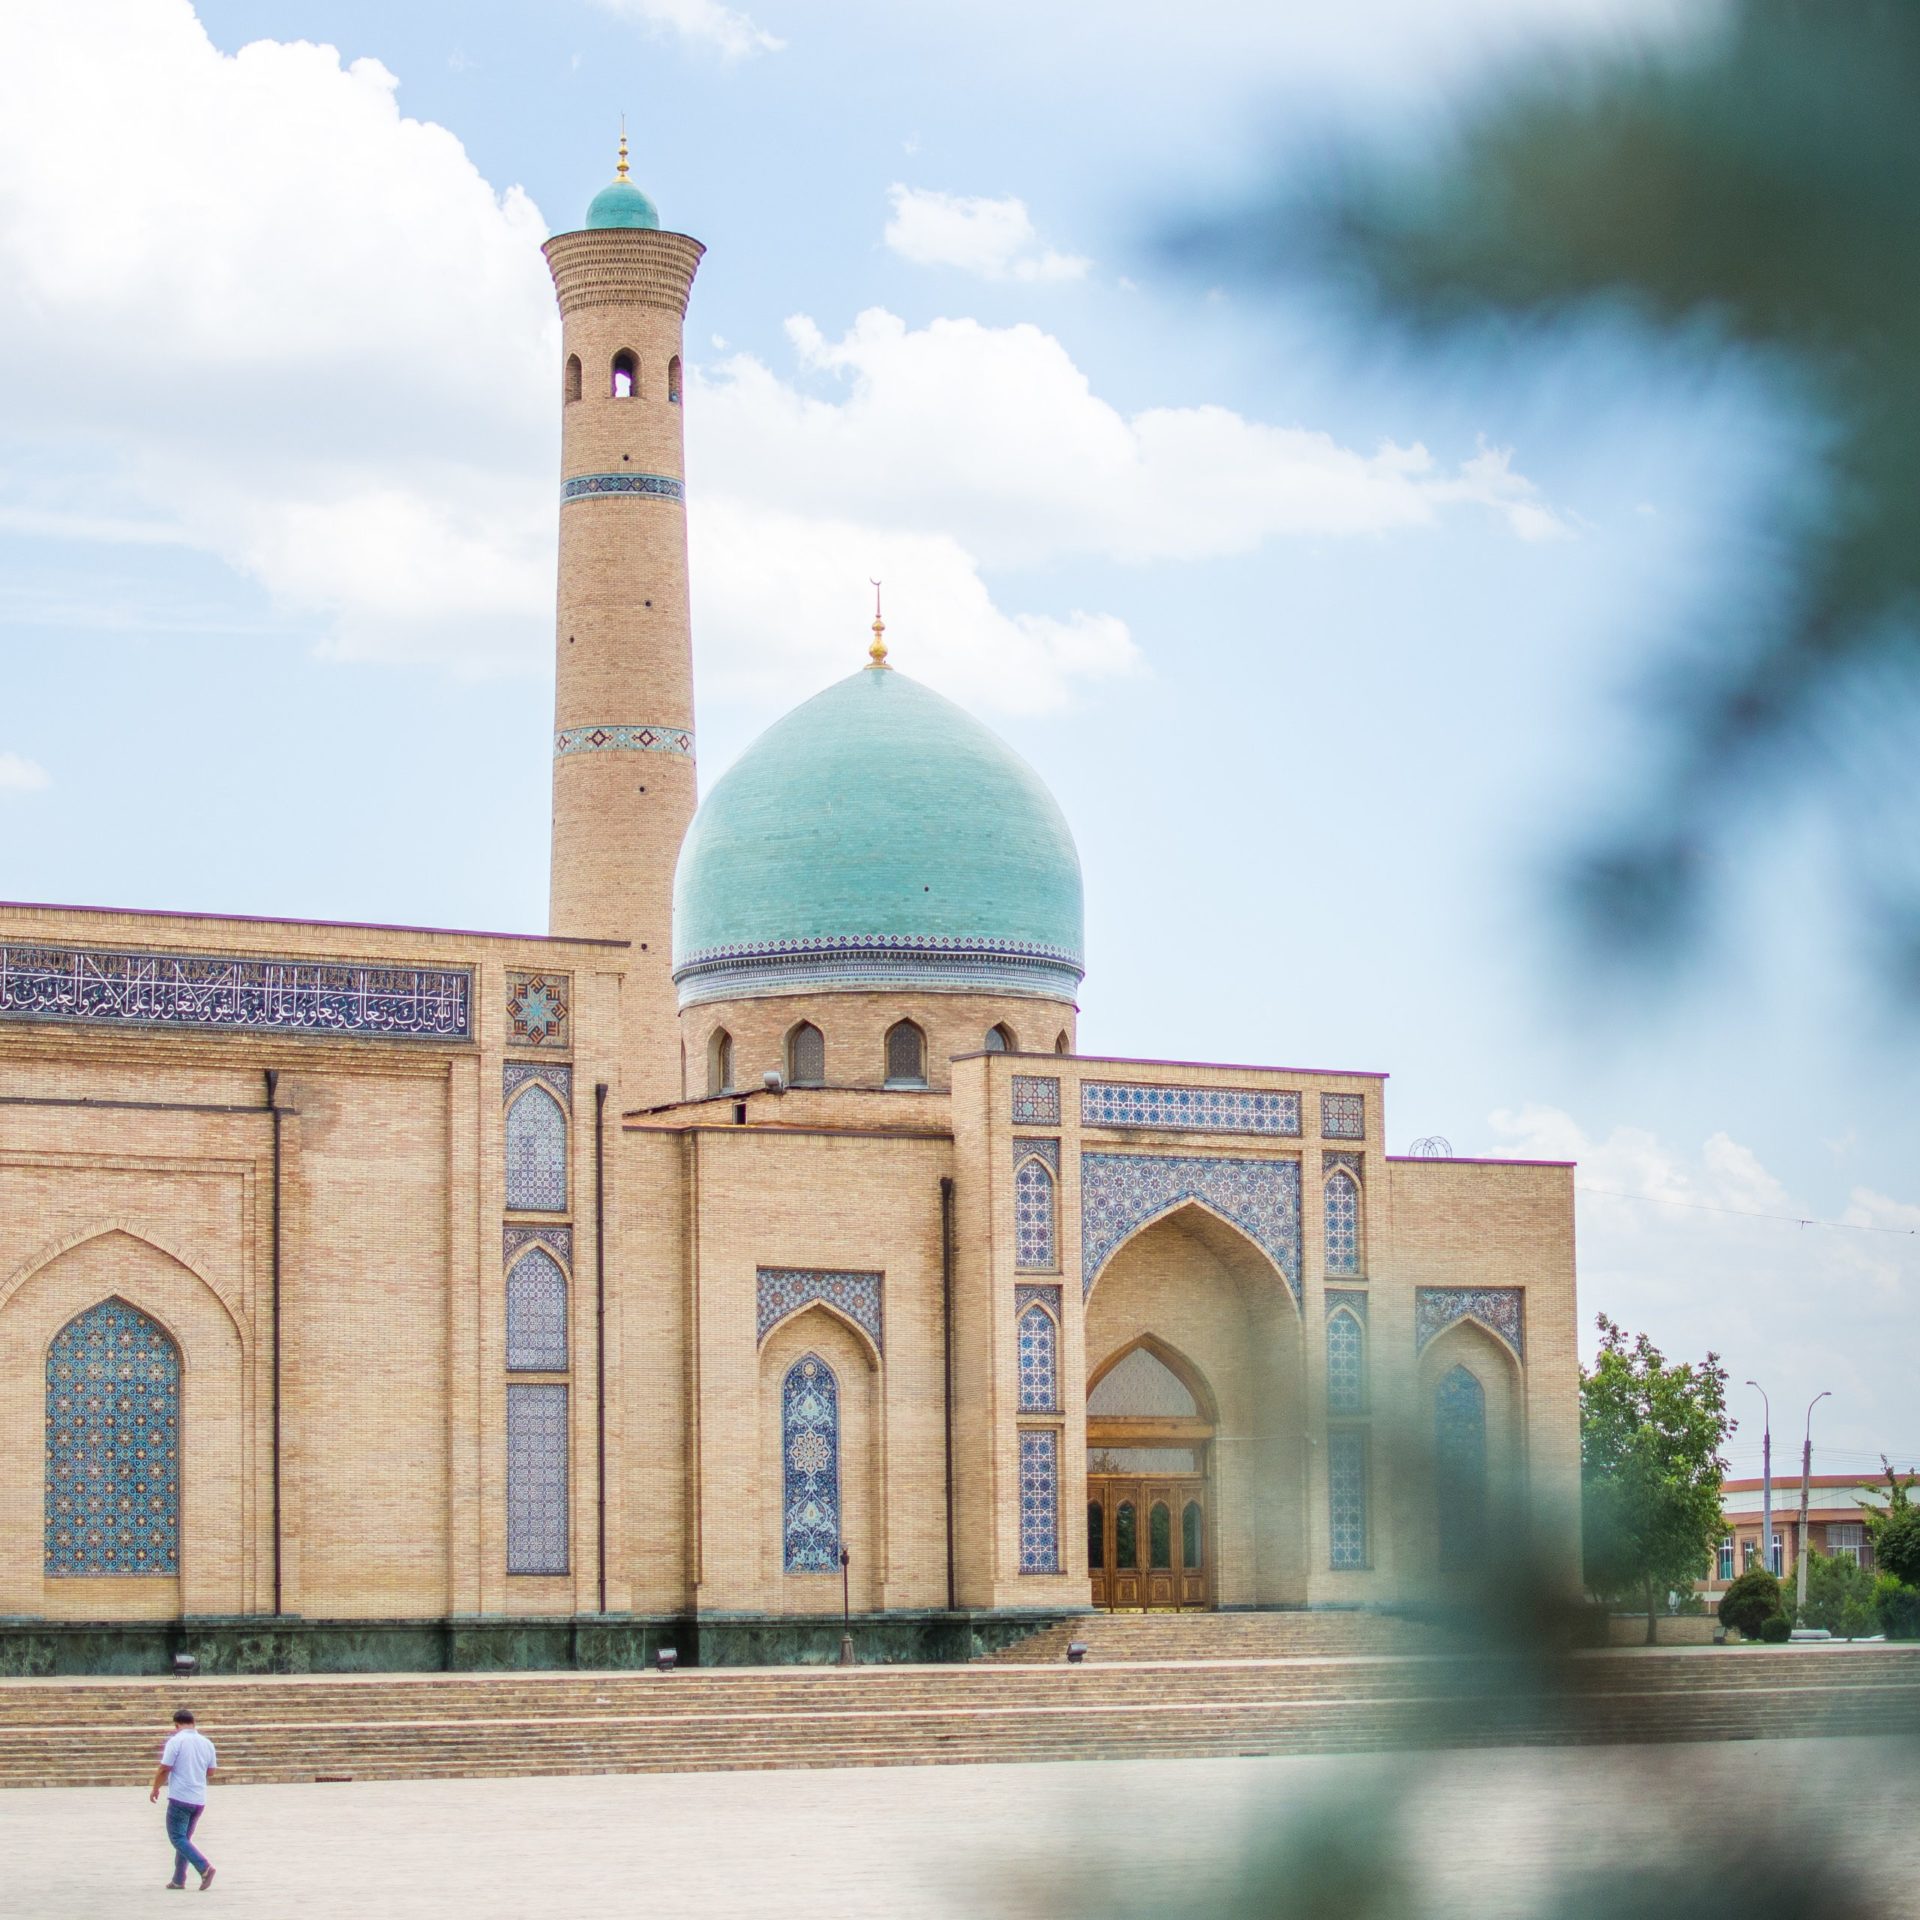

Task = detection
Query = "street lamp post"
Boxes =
[838,1546,855,1667]
[1746,1381,1772,1582]
[1795,1390,1832,1624]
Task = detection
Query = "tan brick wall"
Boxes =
[679,992,1075,1099]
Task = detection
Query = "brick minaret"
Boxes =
[543,139,703,1109]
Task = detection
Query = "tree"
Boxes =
[1875,1509,1920,1589]
[1718,1565,1782,1639]
[1858,1456,1917,1545]
[1799,1549,1878,1640]
[1580,1315,1733,1643]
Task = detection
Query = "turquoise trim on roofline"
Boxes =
[675,935,1083,1006]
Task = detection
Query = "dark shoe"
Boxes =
[166,1882,185,1891]
[198,1867,216,1890]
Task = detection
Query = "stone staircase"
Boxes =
[980,1610,1444,1663]
[2,1641,1916,1789]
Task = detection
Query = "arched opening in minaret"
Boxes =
[883,1020,926,1089]
[708,1027,733,1096]
[564,354,582,404]
[984,1022,1016,1053]
[1055,1030,1071,1055]
[668,355,683,404]
[611,349,638,399]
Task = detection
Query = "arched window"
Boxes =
[787,1021,825,1087]
[1017,1301,1059,1411]
[1114,1499,1138,1569]
[884,1019,926,1087]
[1326,1308,1367,1416]
[1329,1429,1368,1569]
[1182,1499,1204,1570]
[708,1028,734,1097]
[1089,1345,1199,1419]
[1087,1500,1105,1569]
[564,353,582,404]
[1435,1364,1488,1572]
[1014,1156,1056,1271]
[507,1247,569,1371]
[781,1353,840,1573]
[1149,1500,1173,1570]
[611,348,638,398]
[667,354,682,404]
[505,1085,567,1212]
[45,1298,180,1577]
[984,1023,1015,1052]
[1325,1169,1361,1275]
[1054,1031,1070,1055]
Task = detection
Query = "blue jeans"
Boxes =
[165,1800,210,1883]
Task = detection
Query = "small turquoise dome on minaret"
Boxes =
[672,612,1085,1007]
[584,125,660,230]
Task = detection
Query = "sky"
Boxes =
[0,0,1911,1473]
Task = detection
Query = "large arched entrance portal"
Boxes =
[1083,1202,1306,1611]
[1086,1342,1213,1609]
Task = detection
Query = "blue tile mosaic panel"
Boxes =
[1080,1152,1301,1300]
[1326,1307,1367,1416]
[782,1354,841,1573]
[1011,1075,1061,1125]
[504,1062,572,1101]
[1436,1365,1488,1572]
[505,1383,569,1574]
[1325,1287,1368,1321]
[1014,1152,1057,1272]
[1415,1286,1524,1360]
[1325,1169,1361,1275]
[756,1270,884,1354]
[503,1223,572,1265]
[1328,1429,1368,1570]
[505,1083,568,1213]
[1018,1428,1061,1574]
[507,1248,569,1372]
[505,972,570,1048]
[554,723,694,757]
[0,943,470,1042]
[560,472,685,502]
[1321,1093,1366,1139]
[1017,1300,1060,1412]
[1081,1082,1300,1136]
[45,1298,180,1578]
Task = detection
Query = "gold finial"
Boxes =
[616,116,630,181]
[867,579,889,668]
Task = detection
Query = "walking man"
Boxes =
[149,1707,217,1891]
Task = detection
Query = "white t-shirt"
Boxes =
[160,1729,217,1806]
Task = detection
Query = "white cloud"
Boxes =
[1485,1105,1920,1464]
[588,0,783,59]
[0,753,50,793]
[885,186,1090,284]
[690,309,1564,580]
[0,0,556,675]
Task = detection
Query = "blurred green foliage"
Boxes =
[1799,1547,1878,1638]
[1718,1564,1782,1638]
[1206,0,1920,980]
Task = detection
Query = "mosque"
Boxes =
[0,149,1580,1670]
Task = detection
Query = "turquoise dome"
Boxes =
[585,178,660,230]
[672,667,1085,1006]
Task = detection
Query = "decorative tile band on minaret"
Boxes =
[542,132,704,1109]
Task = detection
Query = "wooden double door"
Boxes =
[1087,1475,1210,1609]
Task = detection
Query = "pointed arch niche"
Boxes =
[758,1301,881,1616]
[0,1228,246,1621]
[1416,1318,1526,1575]
[1083,1203,1305,1609]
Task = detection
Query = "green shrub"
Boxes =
[1875,1573,1920,1640]
[1801,1547,1879,1638]
[1876,1508,1920,1587]
[1718,1565,1782,1638]
[1758,1613,1793,1643]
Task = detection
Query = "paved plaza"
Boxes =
[3,1736,1915,1919]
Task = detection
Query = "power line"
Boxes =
[1576,1184,1918,1236]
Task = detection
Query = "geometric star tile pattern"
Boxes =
[782,1354,841,1574]
[505,971,570,1048]
[756,1270,884,1354]
[1017,1428,1061,1573]
[44,1298,180,1577]
[1080,1152,1301,1300]
[1415,1286,1524,1360]
[505,1383,569,1575]
[1081,1081,1300,1135]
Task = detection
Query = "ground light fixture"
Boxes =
[655,1648,678,1672]
[171,1652,197,1678]
[1066,1642,1089,1664]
